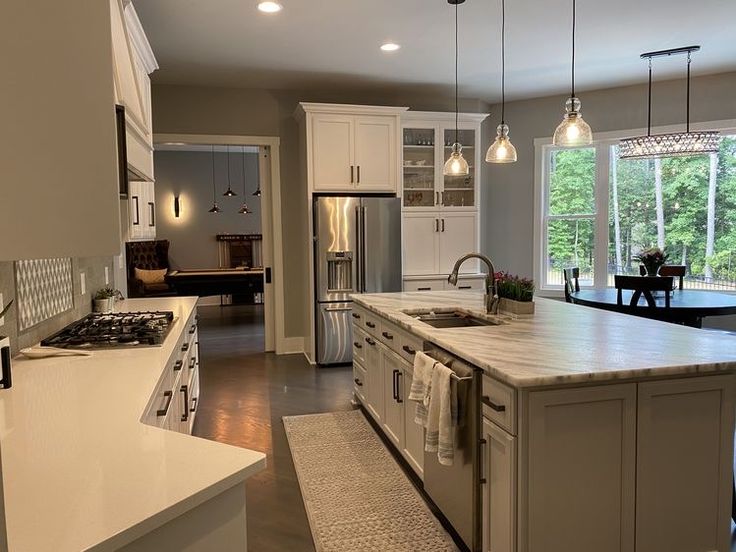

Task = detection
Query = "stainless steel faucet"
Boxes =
[447,253,500,314]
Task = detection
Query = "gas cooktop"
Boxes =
[41,311,175,349]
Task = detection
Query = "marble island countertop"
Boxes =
[353,290,736,387]
[0,297,266,552]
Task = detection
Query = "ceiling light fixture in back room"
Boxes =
[223,145,238,197]
[443,0,470,177]
[238,146,252,215]
[208,145,221,214]
[485,0,517,164]
[618,46,720,160]
[552,0,592,147]
[257,2,283,14]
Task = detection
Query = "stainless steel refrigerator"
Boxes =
[314,196,402,365]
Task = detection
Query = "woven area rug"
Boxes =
[283,410,459,552]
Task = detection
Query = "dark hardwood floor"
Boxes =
[192,304,355,552]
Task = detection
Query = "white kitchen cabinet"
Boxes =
[403,274,486,292]
[482,417,516,552]
[403,212,478,276]
[362,333,384,423]
[527,384,637,552]
[381,345,405,449]
[129,181,156,241]
[296,103,407,194]
[635,376,734,552]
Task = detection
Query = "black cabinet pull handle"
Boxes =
[132,196,140,225]
[402,345,416,355]
[459,285,472,290]
[366,321,376,328]
[173,360,183,371]
[350,165,354,183]
[392,369,398,401]
[353,341,363,349]
[190,396,198,413]
[479,438,488,485]
[156,390,173,416]
[441,218,445,232]
[365,337,376,346]
[435,219,439,232]
[417,287,431,291]
[189,325,196,334]
[382,331,393,340]
[357,165,361,183]
[351,312,361,319]
[189,356,196,369]
[0,345,12,389]
[181,385,189,422]
[181,342,189,352]
[148,202,155,227]
[354,377,363,387]
[482,395,506,412]
[396,371,403,403]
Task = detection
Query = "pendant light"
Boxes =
[208,145,221,213]
[443,0,470,177]
[619,46,720,159]
[552,0,592,147]
[485,0,517,163]
[238,146,253,214]
[222,145,238,197]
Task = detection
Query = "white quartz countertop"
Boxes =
[0,297,266,552]
[353,291,736,387]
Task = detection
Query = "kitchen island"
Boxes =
[352,290,736,552]
[0,297,266,552]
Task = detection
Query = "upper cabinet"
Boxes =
[296,103,407,193]
[111,0,158,182]
[0,0,120,260]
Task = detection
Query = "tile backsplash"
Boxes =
[0,257,113,354]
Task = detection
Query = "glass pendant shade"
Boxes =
[486,124,517,163]
[443,143,470,176]
[553,96,592,147]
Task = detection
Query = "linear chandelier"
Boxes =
[619,46,720,160]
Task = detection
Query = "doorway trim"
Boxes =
[154,133,288,354]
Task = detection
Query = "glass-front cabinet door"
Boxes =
[442,127,475,209]
[402,127,438,209]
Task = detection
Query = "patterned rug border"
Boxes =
[283,409,458,552]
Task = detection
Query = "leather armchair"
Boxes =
[125,240,174,298]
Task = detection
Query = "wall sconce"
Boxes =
[174,195,181,218]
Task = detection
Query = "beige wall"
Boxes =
[482,71,736,277]
[151,84,491,339]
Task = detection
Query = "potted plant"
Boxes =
[495,272,535,315]
[633,247,669,276]
[93,287,123,313]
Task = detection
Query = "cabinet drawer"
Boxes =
[398,332,424,365]
[353,361,367,402]
[455,276,486,291]
[378,319,401,351]
[353,327,368,365]
[482,375,516,435]
[362,311,381,338]
[404,279,446,292]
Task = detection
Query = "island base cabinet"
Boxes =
[635,375,735,552]
[363,335,384,423]
[402,364,425,478]
[526,384,637,552]
[118,483,247,552]
[382,346,406,448]
[482,417,516,552]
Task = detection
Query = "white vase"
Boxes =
[93,298,114,313]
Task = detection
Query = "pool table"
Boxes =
[166,268,264,299]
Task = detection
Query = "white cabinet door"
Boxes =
[354,115,397,192]
[403,214,440,275]
[527,384,636,552]
[362,334,383,423]
[635,376,735,552]
[380,346,405,449]
[482,418,516,552]
[129,181,144,240]
[311,114,354,191]
[142,181,156,239]
[438,212,478,274]
[402,363,424,478]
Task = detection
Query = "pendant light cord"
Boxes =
[226,145,231,191]
[211,145,216,202]
[454,1,459,145]
[647,58,652,136]
[242,146,247,194]
[501,0,506,124]
[686,51,691,133]
[571,0,576,98]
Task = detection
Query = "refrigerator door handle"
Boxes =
[355,205,363,293]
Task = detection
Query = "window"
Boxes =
[536,126,736,291]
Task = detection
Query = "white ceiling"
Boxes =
[133,0,736,102]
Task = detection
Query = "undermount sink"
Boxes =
[406,310,506,329]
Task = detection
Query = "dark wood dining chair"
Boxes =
[615,275,674,309]
[562,267,580,303]
[658,265,686,289]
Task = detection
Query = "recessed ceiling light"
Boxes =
[380,43,400,52]
[258,1,282,13]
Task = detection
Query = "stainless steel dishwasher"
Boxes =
[422,343,483,552]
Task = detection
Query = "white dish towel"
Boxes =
[408,351,436,427]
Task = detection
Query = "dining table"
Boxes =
[569,288,736,327]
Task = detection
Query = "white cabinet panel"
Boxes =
[403,214,440,275]
[402,363,424,478]
[128,181,156,241]
[403,279,446,292]
[439,213,478,274]
[381,346,405,448]
[354,116,396,191]
[362,334,383,423]
[311,115,354,191]
[635,376,735,552]
[482,418,516,552]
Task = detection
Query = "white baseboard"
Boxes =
[303,351,316,366]
[276,336,304,355]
